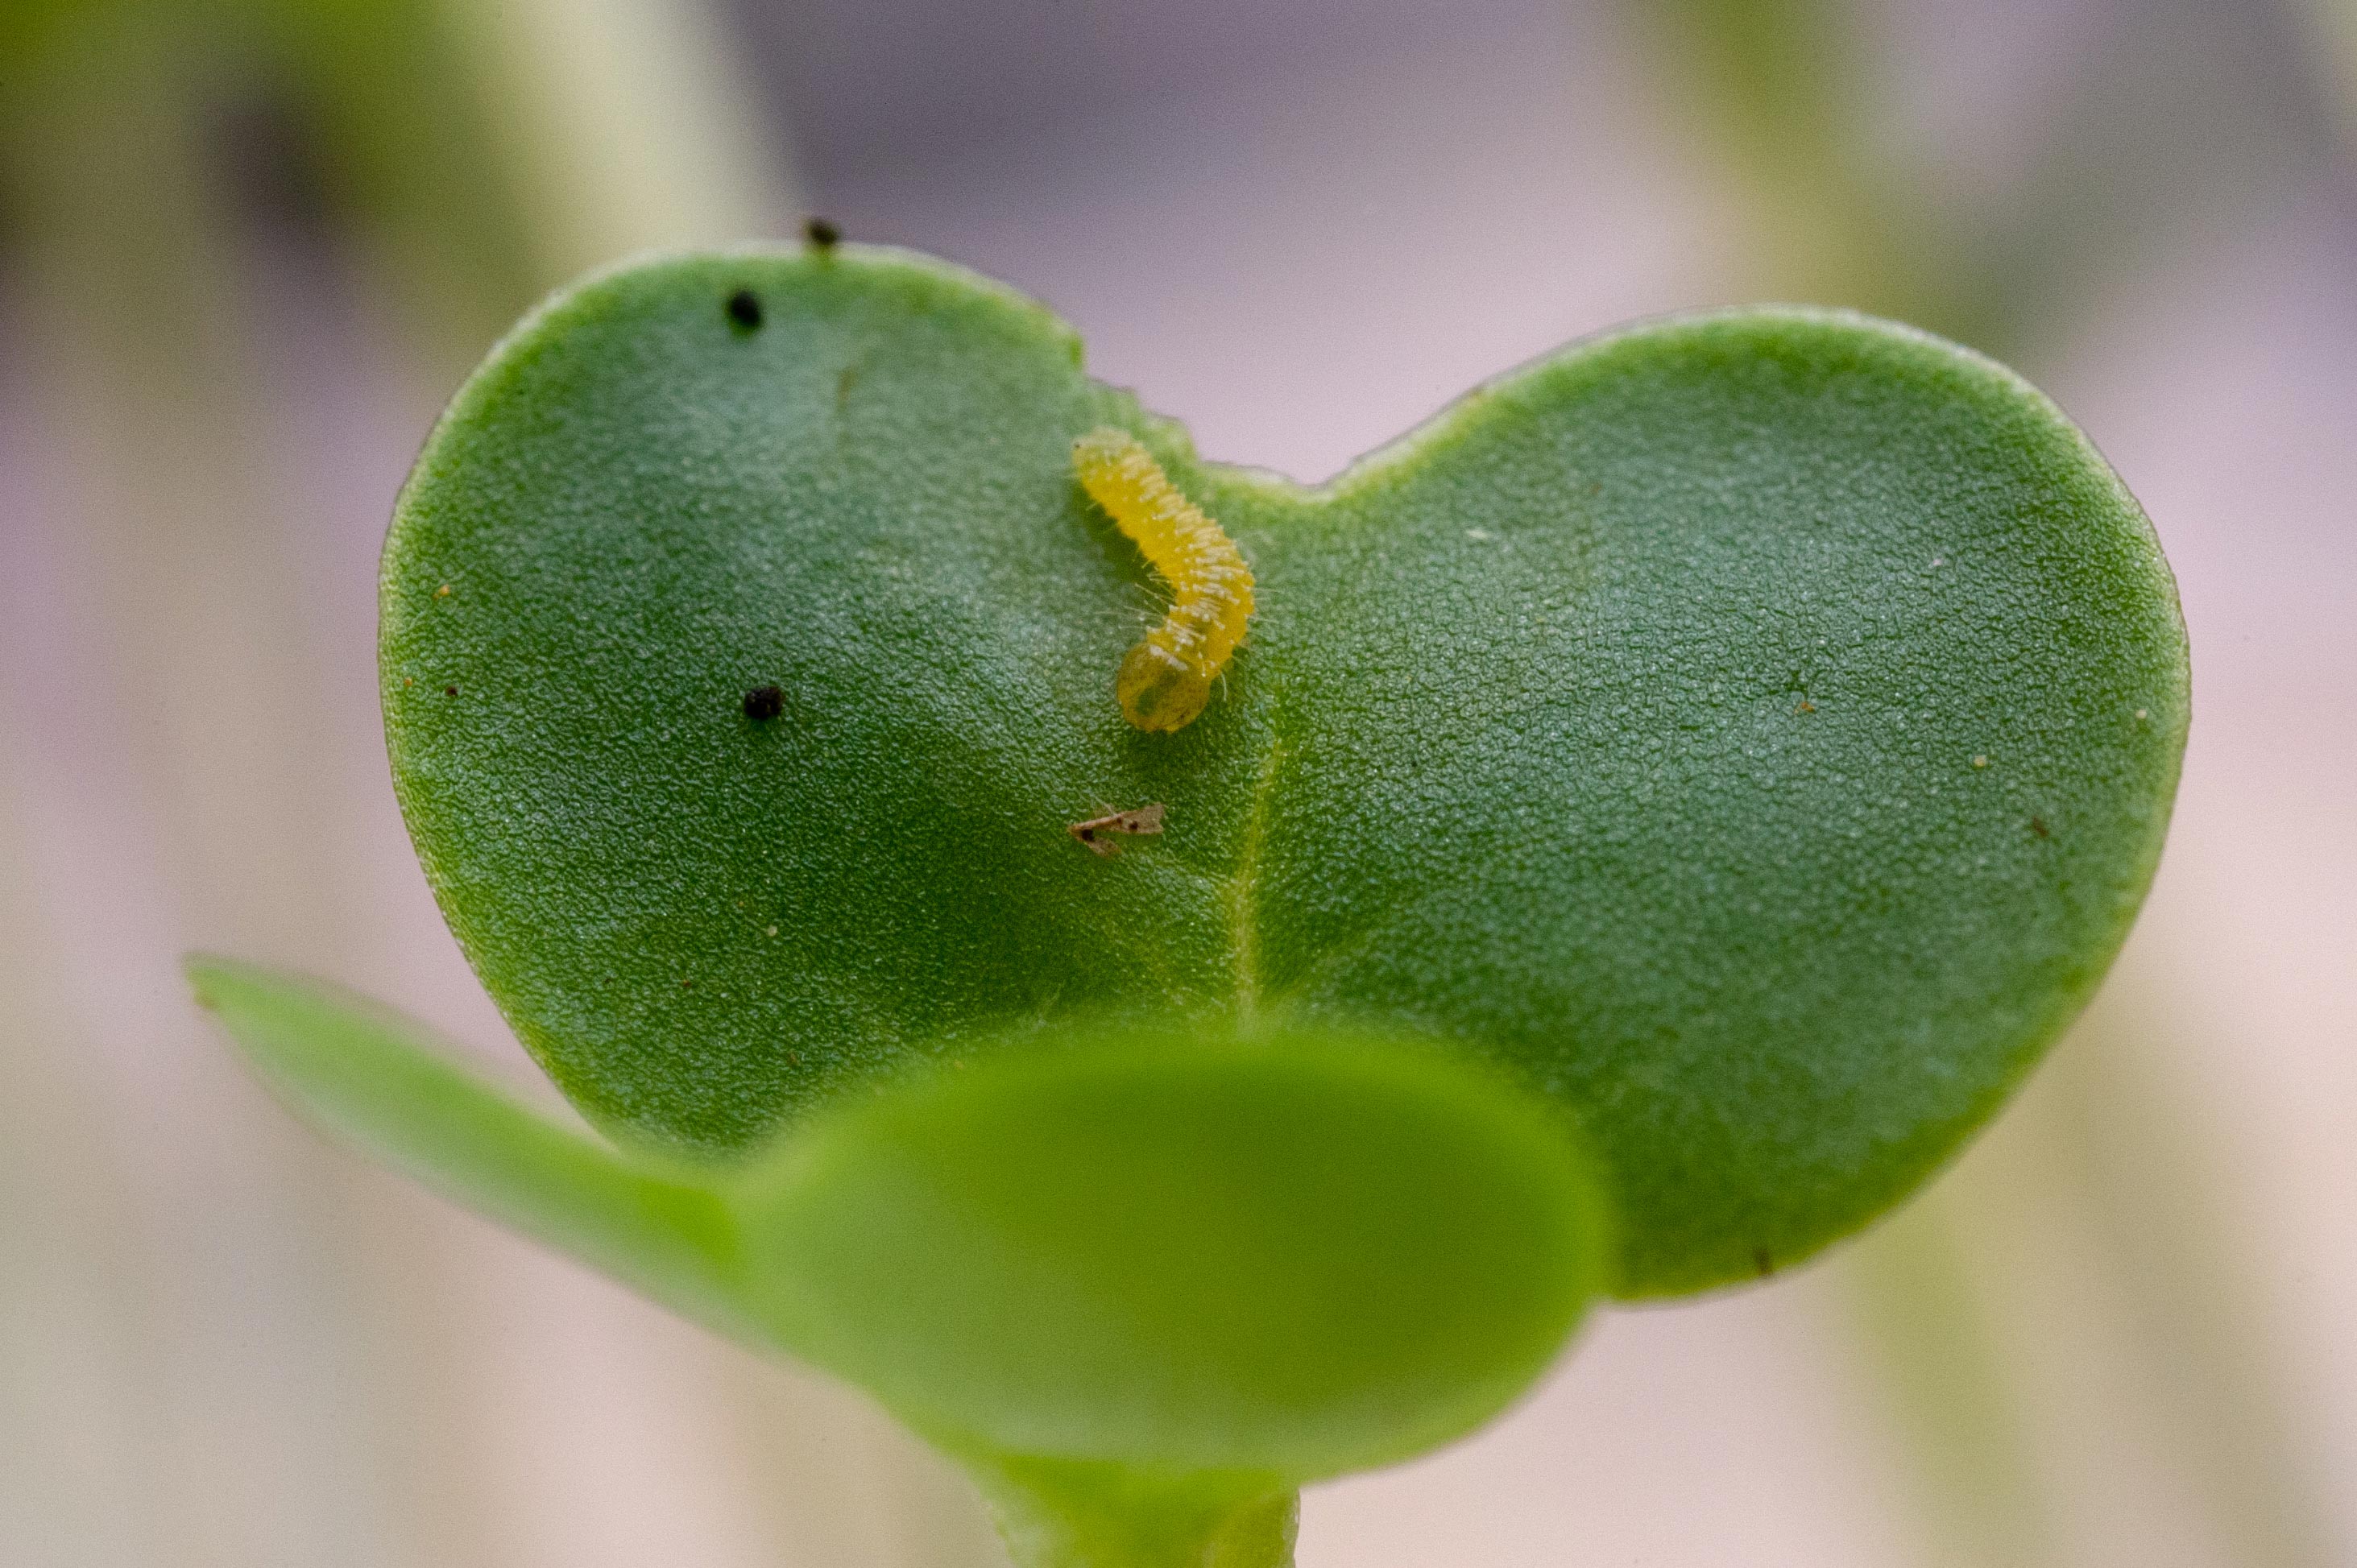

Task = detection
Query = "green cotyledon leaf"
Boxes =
[383,243,2187,1295]
[187,955,760,1347]
[190,959,1609,1567]
[735,1024,1609,1479]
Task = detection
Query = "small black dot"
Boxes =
[743,685,785,720]
[725,289,762,330]
[803,216,841,249]
[444,685,458,697]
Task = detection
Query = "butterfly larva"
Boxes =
[1071,428,1254,732]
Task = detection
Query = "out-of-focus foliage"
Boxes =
[1634,0,1967,330]
[194,960,1613,1568]
[1,0,781,367]
[2,0,533,360]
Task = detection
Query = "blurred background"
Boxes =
[3,0,2354,1562]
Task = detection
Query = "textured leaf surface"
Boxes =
[383,246,2186,1292]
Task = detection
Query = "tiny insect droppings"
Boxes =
[725,289,763,330]
[803,216,841,249]
[444,685,458,697]
[743,685,785,720]
[1071,428,1254,731]
[1068,802,1166,858]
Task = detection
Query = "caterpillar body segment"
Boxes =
[1071,428,1255,732]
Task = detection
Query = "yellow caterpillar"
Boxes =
[1071,428,1254,732]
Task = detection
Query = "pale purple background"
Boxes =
[2,1,2353,1562]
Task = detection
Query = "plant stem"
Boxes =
[963,1454,1299,1568]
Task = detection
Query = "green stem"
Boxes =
[962,1454,1299,1568]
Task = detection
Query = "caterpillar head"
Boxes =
[1117,643,1212,732]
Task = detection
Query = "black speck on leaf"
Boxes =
[804,216,841,249]
[725,289,762,330]
[444,685,458,697]
[743,685,786,720]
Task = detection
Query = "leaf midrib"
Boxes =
[1224,730,1285,1023]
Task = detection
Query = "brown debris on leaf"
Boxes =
[1068,802,1166,858]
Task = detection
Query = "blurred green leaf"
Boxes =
[382,246,2185,1295]
[188,955,760,1345]
[737,1027,1607,1479]
[1629,0,1961,331]
[194,962,1606,1565]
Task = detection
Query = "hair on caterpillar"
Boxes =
[1070,428,1254,733]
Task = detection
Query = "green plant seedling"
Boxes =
[195,244,2185,1567]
